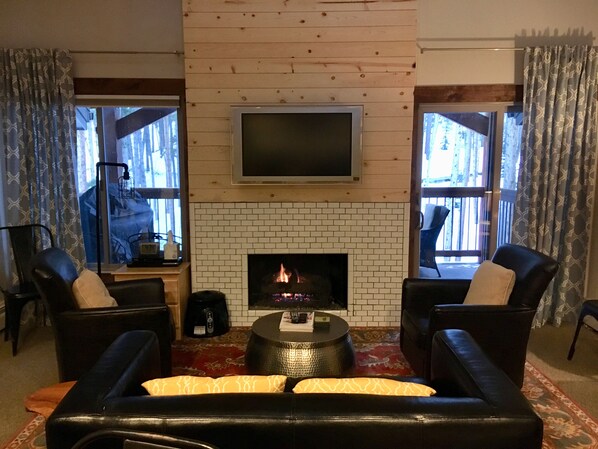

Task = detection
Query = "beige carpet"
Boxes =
[0,327,57,444]
[527,322,598,418]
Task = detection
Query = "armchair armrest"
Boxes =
[429,304,537,387]
[402,278,471,315]
[51,330,161,415]
[54,305,172,381]
[106,278,165,306]
[430,330,541,418]
[429,304,535,334]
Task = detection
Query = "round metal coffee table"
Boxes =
[245,312,355,378]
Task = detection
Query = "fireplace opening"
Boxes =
[247,254,348,310]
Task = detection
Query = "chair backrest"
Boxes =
[422,204,450,231]
[0,224,54,285]
[491,243,559,309]
[30,247,80,321]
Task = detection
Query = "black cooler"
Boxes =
[184,290,230,338]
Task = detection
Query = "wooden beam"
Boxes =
[116,108,176,139]
[439,112,489,136]
[74,78,185,96]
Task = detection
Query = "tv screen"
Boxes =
[231,105,363,184]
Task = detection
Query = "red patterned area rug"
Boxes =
[3,327,597,449]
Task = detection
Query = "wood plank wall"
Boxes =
[182,0,417,203]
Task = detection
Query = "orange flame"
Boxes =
[276,263,290,283]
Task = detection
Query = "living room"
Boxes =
[1,0,598,448]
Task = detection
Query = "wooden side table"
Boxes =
[113,263,191,340]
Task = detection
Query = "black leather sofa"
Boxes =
[46,329,542,449]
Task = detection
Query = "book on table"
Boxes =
[279,311,314,332]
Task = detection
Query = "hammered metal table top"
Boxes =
[245,311,355,377]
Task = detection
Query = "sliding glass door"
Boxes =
[412,103,522,277]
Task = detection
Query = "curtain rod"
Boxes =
[417,44,525,54]
[417,42,597,54]
[69,50,182,55]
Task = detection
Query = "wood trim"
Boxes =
[74,78,185,96]
[414,84,523,104]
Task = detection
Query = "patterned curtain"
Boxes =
[0,48,86,267]
[512,45,598,327]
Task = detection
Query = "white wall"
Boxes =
[417,0,598,85]
[0,0,184,78]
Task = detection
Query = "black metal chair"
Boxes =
[0,224,54,355]
[419,204,450,277]
[567,299,598,360]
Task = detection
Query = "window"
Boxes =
[415,102,522,275]
[75,99,186,266]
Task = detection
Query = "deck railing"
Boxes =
[422,187,517,261]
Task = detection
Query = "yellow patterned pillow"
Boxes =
[292,378,436,396]
[142,375,287,396]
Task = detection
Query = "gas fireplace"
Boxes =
[247,254,348,310]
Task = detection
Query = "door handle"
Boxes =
[417,211,424,230]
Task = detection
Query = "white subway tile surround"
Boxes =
[190,203,409,327]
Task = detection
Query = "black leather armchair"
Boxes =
[401,243,559,387]
[30,247,173,382]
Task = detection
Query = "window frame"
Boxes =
[409,84,523,276]
[74,78,189,263]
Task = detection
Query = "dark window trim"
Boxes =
[74,78,185,97]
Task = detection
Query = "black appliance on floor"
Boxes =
[184,291,230,338]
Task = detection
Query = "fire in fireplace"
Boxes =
[247,254,348,310]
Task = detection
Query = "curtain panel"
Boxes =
[0,48,85,267]
[512,45,598,327]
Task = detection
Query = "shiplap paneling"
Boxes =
[184,0,416,13]
[183,0,416,203]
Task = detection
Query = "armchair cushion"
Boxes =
[463,261,515,306]
[72,269,117,309]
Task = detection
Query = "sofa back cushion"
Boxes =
[292,377,436,396]
[142,375,287,395]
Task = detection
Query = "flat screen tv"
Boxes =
[231,105,363,184]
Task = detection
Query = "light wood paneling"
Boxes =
[185,100,415,118]
[185,42,416,59]
[184,26,416,44]
[183,0,416,203]
[186,57,415,75]
[184,0,417,13]
[183,10,417,28]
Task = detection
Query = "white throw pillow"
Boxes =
[463,261,516,306]
[72,269,118,308]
